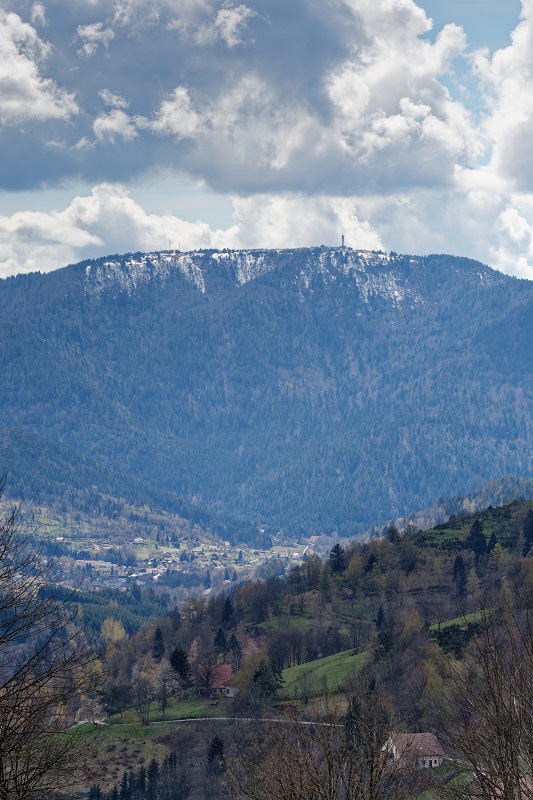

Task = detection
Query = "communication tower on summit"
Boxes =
[341,234,345,248]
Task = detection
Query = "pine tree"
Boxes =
[221,596,234,626]
[119,770,129,800]
[466,519,486,558]
[170,646,191,682]
[152,626,164,660]
[523,510,533,554]
[329,543,347,574]
[136,765,146,794]
[146,759,159,800]
[453,554,467,597]
[228,633,242,669]
[207,735,225,773]
[386,524,400,544]
[214,626,227,652]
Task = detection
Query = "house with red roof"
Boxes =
[210,663,239,698]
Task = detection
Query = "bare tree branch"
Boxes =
[0,481,97,799]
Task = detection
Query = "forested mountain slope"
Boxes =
[1,246,532,536]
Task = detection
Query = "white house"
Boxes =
[387,733,446,768]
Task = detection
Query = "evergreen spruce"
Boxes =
[152,626,165,660]
[329,543,347,574]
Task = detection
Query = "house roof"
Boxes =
[390,733,446,758]
[210,663,233,689]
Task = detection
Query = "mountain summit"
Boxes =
[1,247,532,536]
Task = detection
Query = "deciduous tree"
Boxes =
[228,677,413,800]
[0,480,96,799]
[437,604,533,800]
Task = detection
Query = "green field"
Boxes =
[429,610,483,631]
[280,647,369,699]
[415,500,533,551]
[147,695,230,722]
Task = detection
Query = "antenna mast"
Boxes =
[341,234,345,248]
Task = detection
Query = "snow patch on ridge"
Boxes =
[230,250,271,285]
[83,247,424,308]
[85,251,205,296]
[299,249,423,308]
[83,247,494,308]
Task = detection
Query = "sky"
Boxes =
[1,0,533,279]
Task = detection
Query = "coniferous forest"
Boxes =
[1,247,533,538]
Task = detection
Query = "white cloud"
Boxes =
[3,180,533,281]
[0,10,77,125]
[113,0,254,45]
[325,12,479,187]
[99,88,128,109]
[93,109,138,143]
[472,0,533,190]
[145,87,201,139]
[214,4,256,48]
[352,176,533,280]
[112,0,161,28]
[0,184,227,276]
[0,202,102,277]
[76,22,115,57]
[73,136,94,150]
[197,73,334,173]
[128,0,480,196]
[30,3,47,27]
[0,183,381,277]
[3,0,533,281]
[227,194,383,251]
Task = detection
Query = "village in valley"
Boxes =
[25,500,320,598]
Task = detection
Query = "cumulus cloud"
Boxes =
[167,1,256,47]
[0,10,77,125]
[0,183,230,276]
[0,199,102,277]
[2,0,476,193]
[145,87,201,139]
[0,183,381,277]
[93,109,138,143]
[76,21,115,57]
[3,0,533,279]
[227,194,383,251]
[472,0,533,189]
[112,0,162,28]
[116,0,479,196]
[3,180,533,281]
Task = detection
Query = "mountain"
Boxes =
[1,246,533,537]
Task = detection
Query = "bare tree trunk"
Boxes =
[227,676,415,800]
[0,479,97,799]
[435,603,533,800]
